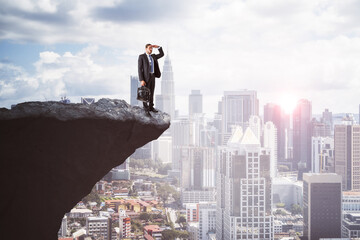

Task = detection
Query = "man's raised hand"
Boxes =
[152,45,159,48]
[141,80,146,86]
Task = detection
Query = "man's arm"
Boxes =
[153,46,164,59]
[138,55,146,86]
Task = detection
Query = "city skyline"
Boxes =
[1,1,360,115]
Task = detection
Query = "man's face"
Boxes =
[146,45,153,54]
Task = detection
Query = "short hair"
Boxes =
[145,43,152,48]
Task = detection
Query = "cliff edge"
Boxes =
[0,98,170,239]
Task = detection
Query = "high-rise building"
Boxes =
[311,137,334,173]
[220,90,259,145]
[172,118,193,171]
[310,118,327,137]
[186,203,199,222]
[130,75,140,106]
[198,202,217,240]
[182,189,216,204]
[200,125,219,148]
[263,121,278,178]
[131,142,152,160]
[189,90,203,117]
[119,209,131,239]
[321,108,333,136]
[58,215,67,237]
[86,216,112,240]
[249,115,262,141]
[264,103,290,162]
[152,135,172,164]
[293,99,312,173]
[181,147,216,191]
[216,127,273,240]
[303,173,342,240]
[156,53,175,119]
[334,124,360,190]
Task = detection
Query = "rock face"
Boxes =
[0,98,170,240]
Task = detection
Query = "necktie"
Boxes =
[149,55,154,73]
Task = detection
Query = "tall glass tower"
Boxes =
[156,53,175,119]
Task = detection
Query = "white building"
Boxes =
[86,216,111,240]
[182,189,216,204]
[152,135,172,164]
[249,115,262,141]
[189,90,203,117]
[188,222,199,240]
[68,208,93,218]
[343,191,360,212]
[220,90,259,145]
[263,121,278,178]
[311,136,334,173]
[186,203,199,222]
[119,209,131,239]
[58,215,67,237]
[155,53,175,120]
[272,177,303,209]
[172,117,193,171]
[199,202,217,240]
[216,127,273,240]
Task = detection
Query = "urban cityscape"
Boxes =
[56,53,360,240]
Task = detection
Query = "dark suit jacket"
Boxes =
[138,47,164,83]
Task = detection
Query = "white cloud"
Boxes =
[0,45,132,107]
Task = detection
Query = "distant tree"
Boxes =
[139,212,151,221]
[278,165,290,172]
[276,202,285,208]
[161,229,178,240]
[176,216,186,224]
[82,187,101,205]
[171,177,179,186]
[291,204,302,215]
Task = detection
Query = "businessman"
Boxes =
[138,44,164,112]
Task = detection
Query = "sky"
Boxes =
[1,0,360,116]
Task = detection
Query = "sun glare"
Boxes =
[278,94,297,114]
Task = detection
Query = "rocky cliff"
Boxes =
[0,98,170,239]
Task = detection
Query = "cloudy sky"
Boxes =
[1,0,360,116]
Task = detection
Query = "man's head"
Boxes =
[145,43,153,54]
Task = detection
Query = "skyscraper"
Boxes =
[221,90,259,145]
[264,103,290,163]
[263,121,278,178]
[130,75,140,106]
[181,147,216,191]
[311,136,334,173]
[249,115,262,141]
[217,127,273,240]
[189,90,203,117]
[156,54,175,119]
[334,124,360,190]
[293,99,312,173]
[321,108,333,136]
[303,173,342,240]
[172,117,193,171]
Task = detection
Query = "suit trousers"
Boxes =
[143,74,155,109]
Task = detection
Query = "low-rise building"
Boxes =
[144,225,163,240]
[86,216,111,240]
[343,191,360,212]
[342,212,360,238]
[182,189,216,204]
[68,208,93,218]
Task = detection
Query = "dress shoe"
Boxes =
[149,107,158,113]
